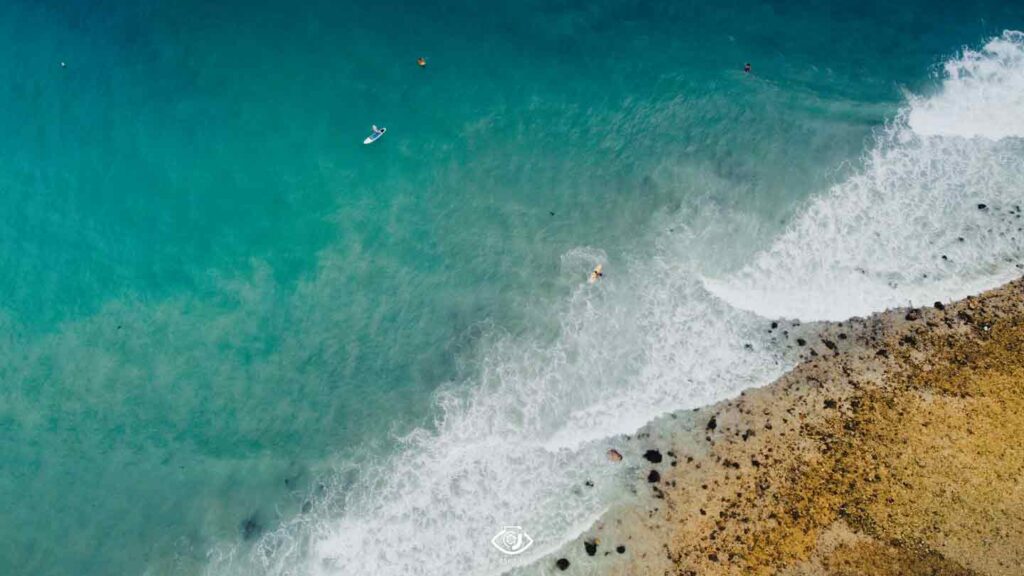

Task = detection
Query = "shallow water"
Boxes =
[1,1,1023,575]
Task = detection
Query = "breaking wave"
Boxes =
[208,32,1024,576]
[706,31,1024,320]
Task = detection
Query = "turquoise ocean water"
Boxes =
[2,1,1023,574]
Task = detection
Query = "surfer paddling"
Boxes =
[417,57,427,68]
[589,264,604,284]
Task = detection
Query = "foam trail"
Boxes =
[705,31,1024,321]
[207,239,790,576]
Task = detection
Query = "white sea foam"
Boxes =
[210,33,1024,576]
[209,237,790,576]
[908,31,1024,139]
[706,31,1024,321]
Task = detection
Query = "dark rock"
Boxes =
[876,348,889,358]
[905,309,921,321]
[584,539,597,556]
[584,480,594,488]
[240,516,262,541]
[824,399,837,409]
[822,338,837,351]
[934,301,945,310]
[616,545,626,554]
[555,558,570,570]
[770,321,778,329]
[706,416,717,431]
[796,338,807,346]
[643,449,663,463]
[647,470,661,483]
[978,203,988,210]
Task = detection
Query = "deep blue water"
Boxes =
[1,1,1022,575]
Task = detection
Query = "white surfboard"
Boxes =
[363,126,387,144]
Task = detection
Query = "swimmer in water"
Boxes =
[417,57,427,68]
[589,264,604,284]
[744,62,751,73]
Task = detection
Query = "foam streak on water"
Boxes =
[209,241,791,576]
[706,31,1024,321]
[212,32,1024,576]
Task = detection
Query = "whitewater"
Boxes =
[206,31,1024,576]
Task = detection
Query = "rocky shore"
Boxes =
[547,279,1024,575]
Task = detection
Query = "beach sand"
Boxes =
[547,279,1024,575]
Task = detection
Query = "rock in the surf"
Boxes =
[643,449,663,463]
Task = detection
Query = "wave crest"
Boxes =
[706,31,1024,321]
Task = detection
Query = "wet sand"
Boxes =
[548,279,1024,575]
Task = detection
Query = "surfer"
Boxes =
[589,264,604,284]
[744,62,751,73]
[417,57,427,68]
[363,125,387,144]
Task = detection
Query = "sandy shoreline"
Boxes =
[542,278,1024,575]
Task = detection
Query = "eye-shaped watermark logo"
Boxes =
[491,526,534,555]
